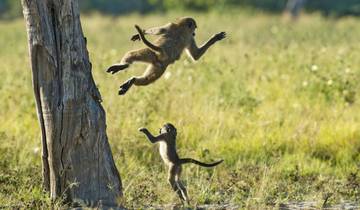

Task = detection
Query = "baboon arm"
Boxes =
[186,37,217,61]
[145,23,171,35]
[141,129,165,143]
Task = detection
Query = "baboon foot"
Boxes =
[106,64,129,74]
[118,78,135,95]
[180,197,190,206]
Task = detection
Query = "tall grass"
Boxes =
[0,12,359,208]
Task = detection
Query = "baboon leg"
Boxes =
[168,165,187,202]
[133,64,166,86]
[118,64,166,95]
[176,181,189,204]
[107,48,158,74]
[175,166,189,203]
[119,64,166,95]
[121,48,158,64]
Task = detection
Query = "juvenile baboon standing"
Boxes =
[139,123,223,203]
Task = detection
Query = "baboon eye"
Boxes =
[187,22,192,28]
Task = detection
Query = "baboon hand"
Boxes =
[214,31,226,41]
[138,127,147,133]
[131,34,140,41]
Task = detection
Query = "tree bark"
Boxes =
[21,0,122,207]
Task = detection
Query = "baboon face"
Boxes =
[160,123,177,137]
[185,18,197,31]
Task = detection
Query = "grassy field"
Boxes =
[0,11,360,209]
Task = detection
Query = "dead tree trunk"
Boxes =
[22,0,122,207]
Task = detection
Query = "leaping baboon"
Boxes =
[107,17,226,95]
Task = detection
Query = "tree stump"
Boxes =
[21,0,122,207]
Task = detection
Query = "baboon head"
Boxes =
[160,123,177,137]
[175,17,197,35]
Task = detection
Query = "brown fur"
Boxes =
[139,123,223,203]
[107,17,226,95]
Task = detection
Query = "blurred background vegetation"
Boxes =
[1,0,360,19]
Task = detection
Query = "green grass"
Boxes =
[0,11,359,209]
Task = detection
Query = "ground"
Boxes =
[0,11,359,209]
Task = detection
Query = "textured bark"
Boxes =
[22,0,122,207]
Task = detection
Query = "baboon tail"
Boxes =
[180,158,223,167]
[135,25,162,53]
